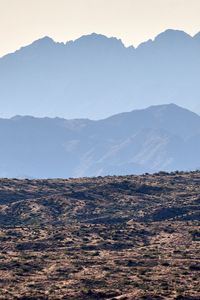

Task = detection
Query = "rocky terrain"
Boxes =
[0,171,199,299]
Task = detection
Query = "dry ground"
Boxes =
[0,171,199,299]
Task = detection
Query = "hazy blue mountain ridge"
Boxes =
[0,104,199,178]
[0,30,200,119]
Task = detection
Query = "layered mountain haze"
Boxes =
[1,29,200,119]
[1,18,200,298]
[0,104,200,178]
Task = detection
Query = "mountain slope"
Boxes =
[0,104,200,178]
[0,30,200,119]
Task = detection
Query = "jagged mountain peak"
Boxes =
[0,29,200,119]
[155,29,192,42]
[66,32,127,50]
[138,29,193,49]
[32,36,55,44]
[21,36,58,51]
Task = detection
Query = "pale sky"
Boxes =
[0,0,200,56]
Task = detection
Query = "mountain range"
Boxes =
[1,29,200,119]
[1,103,200,178]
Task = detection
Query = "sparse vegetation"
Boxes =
[0,172,199,299]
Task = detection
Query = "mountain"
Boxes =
[0,29,200,119]
[0,104,200,178]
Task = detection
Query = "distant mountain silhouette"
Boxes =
[0,29,200,119]
[0,104,200,178]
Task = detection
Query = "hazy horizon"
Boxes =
[1,0,200,56]
[0,103,197,121]
[1,28,200,59]
[0,2,199,298]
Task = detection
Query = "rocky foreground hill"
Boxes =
[0,171,199,299]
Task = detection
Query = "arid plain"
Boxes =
[0,172,199,299]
